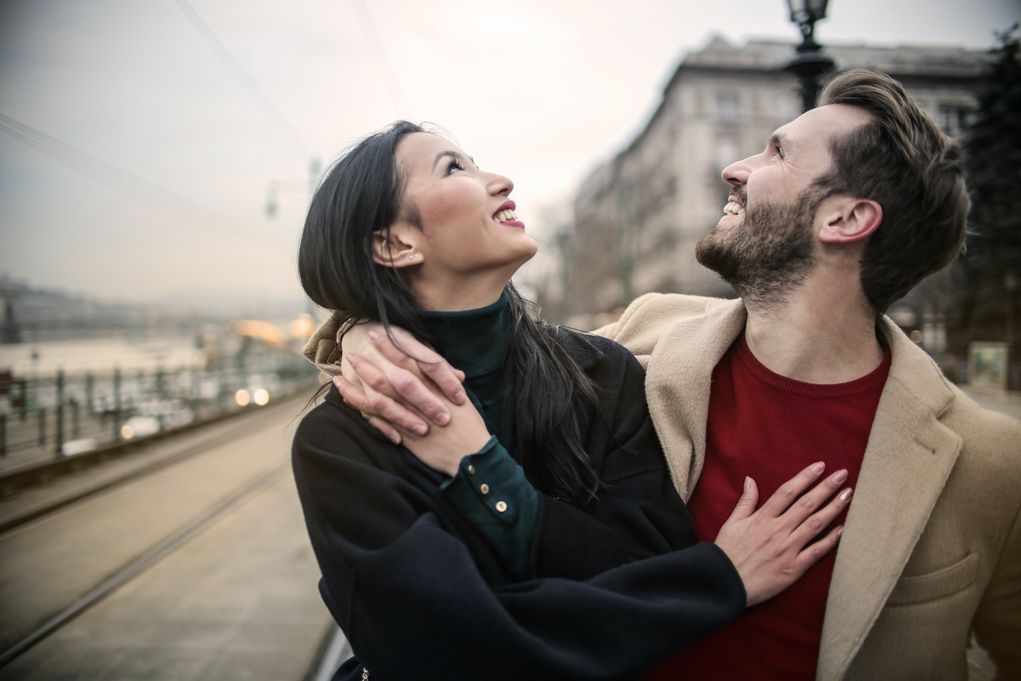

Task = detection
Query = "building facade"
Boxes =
[553,36,990,334]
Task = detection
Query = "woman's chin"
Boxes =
[511,240,539,269]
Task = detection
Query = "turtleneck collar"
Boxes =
[420,291,513,378]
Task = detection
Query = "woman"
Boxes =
[293,121,850,680]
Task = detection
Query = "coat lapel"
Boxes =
[816,319,962,681]
[645,298,746,501]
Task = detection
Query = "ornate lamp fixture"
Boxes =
[784,0,836,111]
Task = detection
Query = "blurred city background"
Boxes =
[0,1,1018,679]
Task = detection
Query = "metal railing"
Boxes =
[0,357,317,464]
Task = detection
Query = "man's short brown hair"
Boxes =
[816,69,969,313]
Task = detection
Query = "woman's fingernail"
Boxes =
[368,330,379,341]
[836,525,844,538]
[454,390,467,403]
[348,352,361,363]
[833,469,849,484]
[435,412,450,426]
[743,476,752,492]
[414,424,428,436]
[839,488,853,502]
[810,462,826,475]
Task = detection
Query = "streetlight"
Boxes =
[265,157,323,219]
[784,0,836,112]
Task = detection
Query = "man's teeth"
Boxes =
[495,209,518,222]
[723,202,744,216]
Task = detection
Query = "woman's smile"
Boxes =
[493,200,525,228]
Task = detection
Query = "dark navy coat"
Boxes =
[292,330,744,681]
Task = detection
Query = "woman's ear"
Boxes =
[371,225,424,269]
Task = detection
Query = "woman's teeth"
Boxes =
[495,209,518,222]
[723,202,744,216]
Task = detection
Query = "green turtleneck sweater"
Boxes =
[421,292,539,580]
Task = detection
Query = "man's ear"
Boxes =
[818,197,883,245]
[371,224,423,269]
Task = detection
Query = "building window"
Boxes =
[938,104,973,136]
[716,92,739,122]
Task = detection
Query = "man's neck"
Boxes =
[742,275,884,384]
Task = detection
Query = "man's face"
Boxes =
[696,105,872,305]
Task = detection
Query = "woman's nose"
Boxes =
[486,172,513,196]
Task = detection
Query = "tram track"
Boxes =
[0,393,312,535]
[0,394,329,679]
[0,460,288,667]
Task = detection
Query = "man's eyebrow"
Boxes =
[770,133,790,150]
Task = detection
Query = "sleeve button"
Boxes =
[495,501,508,513]
[480,483,490,495]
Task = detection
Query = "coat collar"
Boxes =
[816,317,961,681]
[644,302,962,681]
[644,297,746,499]
[302,311,346,378]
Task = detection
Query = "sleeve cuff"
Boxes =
[440,437,539,580]
[700,541,747,609]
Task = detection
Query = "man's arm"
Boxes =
[589,292,724,367]
[334,293,709,430]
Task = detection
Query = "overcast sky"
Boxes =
[0,0,1016,314]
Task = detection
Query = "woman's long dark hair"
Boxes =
[299,121,599,505]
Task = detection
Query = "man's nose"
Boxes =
[722,155,753,187]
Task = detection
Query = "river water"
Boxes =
[0,337,204,378]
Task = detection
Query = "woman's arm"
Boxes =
[335,323,852,597]
[339,333,677,581]
[532,335,699,578]
[292,403,747,681]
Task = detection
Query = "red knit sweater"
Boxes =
[648,336,890,680]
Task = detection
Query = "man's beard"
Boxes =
[695,188,822,309]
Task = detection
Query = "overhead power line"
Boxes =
[172,0,309,156]
[0,112,286,259]
[350,0,411,115]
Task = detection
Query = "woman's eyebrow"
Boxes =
[431,150,464,171]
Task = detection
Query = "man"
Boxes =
[327,70,1020,680]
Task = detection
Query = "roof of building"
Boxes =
[577,34,994,186]
[679,34,991,79]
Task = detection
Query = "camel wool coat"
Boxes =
[595,293,1021,681]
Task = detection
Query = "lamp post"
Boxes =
[784,0,836,112]
[265,157,322,218]
[1006,271,1017,389]
[554,226,571,322]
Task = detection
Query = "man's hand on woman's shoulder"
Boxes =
[336,322,467,444]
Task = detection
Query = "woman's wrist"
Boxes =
[442,432,491,476]
[442,456,462,478]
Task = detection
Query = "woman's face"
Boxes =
[390,132,538,294]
